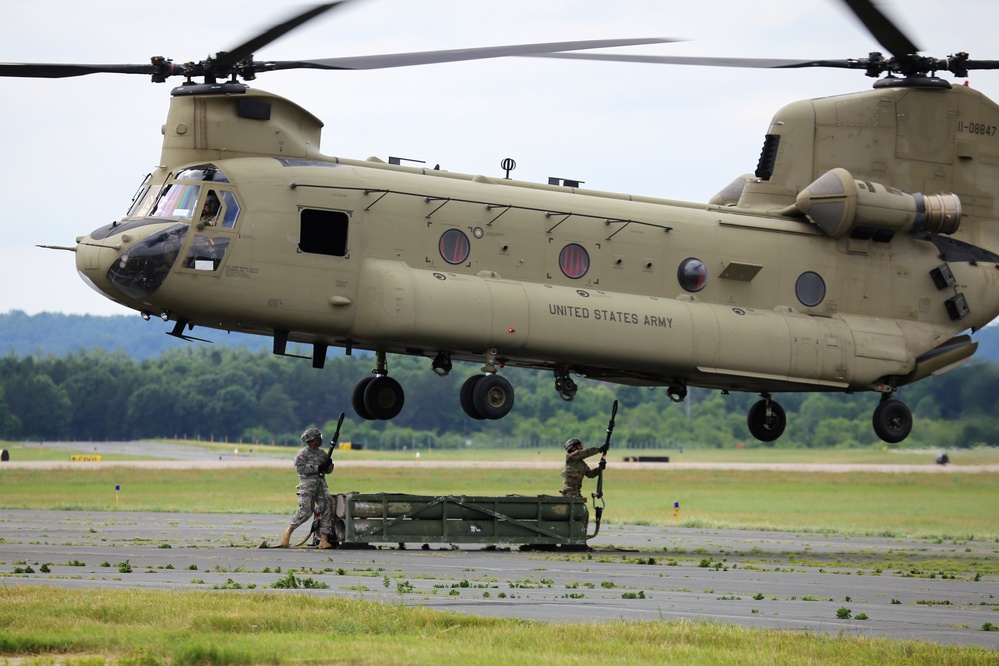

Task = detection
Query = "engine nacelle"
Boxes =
[795,168,961,239]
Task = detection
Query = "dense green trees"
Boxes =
[0,345,996,449]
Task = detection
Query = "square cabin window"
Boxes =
[300,209,348,257]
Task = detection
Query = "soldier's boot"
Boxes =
[279,526,294,548]
[319,533,335,550]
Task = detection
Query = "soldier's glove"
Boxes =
[598,459,607,470]
[599,444,609,454]
[320,457,334,475]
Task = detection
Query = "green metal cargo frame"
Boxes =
[333,492,589,547]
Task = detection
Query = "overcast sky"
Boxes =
[2,0,998,316]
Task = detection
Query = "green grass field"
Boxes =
[2,462,997,541]
[2,586,996,666]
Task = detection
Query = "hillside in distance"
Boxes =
[0,310,277,360]
[2,310,998,365]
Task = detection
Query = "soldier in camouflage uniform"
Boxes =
[560,437,608,498]
[279,427,335,549]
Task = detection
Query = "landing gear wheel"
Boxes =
[363,376,405,420]
[472,374,515,420]
[747,399,786,442]
[872,398,912,444]
[460,375,486,420]
[352,376,375,421]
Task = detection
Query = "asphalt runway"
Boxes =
[2,509,997,649]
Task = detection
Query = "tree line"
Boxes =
[1,345,997,449]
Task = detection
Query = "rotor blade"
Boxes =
[524,52,863,70]
[259,37,678,72]
[0,62,157,79]
[964,59,999,71]
[216,2,348,69]
[840,0,920,57]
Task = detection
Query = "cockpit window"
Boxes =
[128,184,160,218]
[176,164,230,183]
[183,235,231,272]
[148,165,238,225]
[151,183,201,220]
[127,174,161,218]
[198,191,222,229]
[219,190,240,229]
[195,189,241,230]
[106,223,188,299]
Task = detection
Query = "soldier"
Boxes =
[279,427,335,549]
[560,437,607,498]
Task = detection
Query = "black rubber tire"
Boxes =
[363,376,405,420]
[460,375,485,420]
[351,376,375,421]
[872,399,912,444]
[747,399,787,442]
[472,374,515,420]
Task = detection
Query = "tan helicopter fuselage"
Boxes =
[77,83,999,401]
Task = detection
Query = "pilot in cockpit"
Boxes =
[197,191,221,230]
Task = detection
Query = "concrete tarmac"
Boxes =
[2,509,997,649]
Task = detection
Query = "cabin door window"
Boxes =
[300,209,349,257]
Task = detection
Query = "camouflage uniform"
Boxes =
[288,441,333,536]
[560,443,603,498]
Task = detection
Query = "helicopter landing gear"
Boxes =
[460,374,515,420]
[460,350,515,420]
[872,394,912,443]
[747,394,786,442]
[554,368,578,402]
[459,375,485,420]
[352,352,405,421]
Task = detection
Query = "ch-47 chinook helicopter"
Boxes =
[6,0,999,444]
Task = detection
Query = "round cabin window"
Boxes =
[439,228,470,265]
[795,271,826,307]
[677,257,708,292]
[559,243,590,279]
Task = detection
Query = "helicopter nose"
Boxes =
[77,221,190,302]
[75,234,123,300]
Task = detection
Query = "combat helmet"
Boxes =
[301,427,322,443]
[564,438,582,452]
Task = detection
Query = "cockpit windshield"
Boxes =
[147,164,237,222]
[151,183,201,220]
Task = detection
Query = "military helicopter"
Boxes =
[5,0,999,443]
